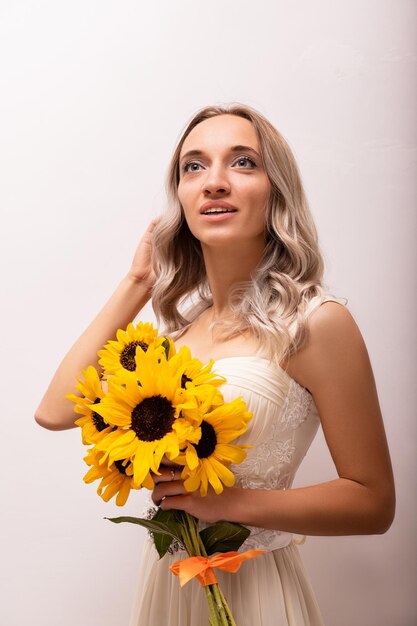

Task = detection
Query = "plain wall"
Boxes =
[1,1,416,624]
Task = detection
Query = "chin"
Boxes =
[199,234,241,248]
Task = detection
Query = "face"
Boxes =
[177,115,271,250]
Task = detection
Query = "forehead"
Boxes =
[180,114,259,157]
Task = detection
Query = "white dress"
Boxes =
[130,355,325,626]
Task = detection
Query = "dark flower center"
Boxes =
[114,460,129,475]
[195,420,217,458]
[91,397,109,432]
[181,373,192,388]
[130,395,175,442]
[120,341,148,371]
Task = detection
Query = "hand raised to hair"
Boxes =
[127,218,160,290]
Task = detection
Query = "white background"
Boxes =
[1,1,416,624]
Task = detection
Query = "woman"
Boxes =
[36,104,395,626]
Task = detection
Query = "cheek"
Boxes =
[247,182,270,212]
[248,183,270,229]
[251,207,268,233]
[177,190,198,235]
[176,185,187,218]
[177,183,193,217]
[177,183,184,208]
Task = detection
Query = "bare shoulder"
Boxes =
[307,301,362,345]
[286,301,369,392]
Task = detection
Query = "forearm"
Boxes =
[35,275,152,430]
[223,478,395,536]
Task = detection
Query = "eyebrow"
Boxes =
[179,145,261,165]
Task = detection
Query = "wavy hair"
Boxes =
[151,103,328,365]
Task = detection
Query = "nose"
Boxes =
[203,162,231,195]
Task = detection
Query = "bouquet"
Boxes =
[67,322,265,626]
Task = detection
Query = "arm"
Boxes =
[35,219,159,431]
[154,302,395,535]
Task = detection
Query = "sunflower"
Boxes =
[66,366,112,445]
[93,344,202,489]
[179,398,253,496]
[97,321,168,377]
[168,346,226,410]
[83,447,149,506]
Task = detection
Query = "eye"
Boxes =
[182,161,203,173]
[233,156,257,169]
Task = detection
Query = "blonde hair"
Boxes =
[151,103,327,365]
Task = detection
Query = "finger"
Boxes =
[151,467,181,484]
[148,216,161,232]
[151,479,188,507]
[160,494,190,512]
[160,455,181,467]
[152,480,187,502]
[151,492,164,507]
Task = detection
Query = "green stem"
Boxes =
[187,513,235,626]
[183,513,221,626]
[209,584,230,626]
[185,513,201,555]
[204,585,221,626]
[180,523,193,555]
[217,586,237,626]
[182,513,237,626]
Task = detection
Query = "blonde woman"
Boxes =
[36,104,395,626]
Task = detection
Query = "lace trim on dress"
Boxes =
[233,381,312,490]
[280,379,313,430]
[229,380,313,551]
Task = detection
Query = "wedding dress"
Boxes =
[129,353,326,625]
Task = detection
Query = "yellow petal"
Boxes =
[185,444,199,471]
[115,479,132,506]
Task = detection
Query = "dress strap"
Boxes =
[322,294,348,306]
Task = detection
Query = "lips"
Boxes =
[200,201,238,214]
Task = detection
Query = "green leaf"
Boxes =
[162,338,171,360]
[172,509,189,525]
[151,509,184,559]
[152,531,173,559]
[105,515,183,544]
[152,507,183,528]
[199,522,251,556]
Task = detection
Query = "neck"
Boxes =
[201,238,265,318]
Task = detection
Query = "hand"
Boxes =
[151,465,186,507]
[151,466,233,524]
[127,218,160,289]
